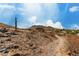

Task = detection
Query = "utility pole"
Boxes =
[15,17,17,31]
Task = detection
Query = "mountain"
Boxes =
[0,23,79,56]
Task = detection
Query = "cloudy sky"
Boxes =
[0,3,79,29]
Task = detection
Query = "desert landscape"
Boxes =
[0,23,79,56]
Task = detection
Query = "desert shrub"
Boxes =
[65,30,79,34]
[0,28,8,33]
[55,29,61,33]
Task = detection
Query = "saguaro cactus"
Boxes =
[15,17,17,31]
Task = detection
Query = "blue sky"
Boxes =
[0,3,79,29]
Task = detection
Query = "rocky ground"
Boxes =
[0,25,79,56]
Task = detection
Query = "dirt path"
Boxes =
[53,35,70,56]
[38,35,70,56]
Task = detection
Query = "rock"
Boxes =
[77,33,79,36]
[0,32,8,37]
[0,47,7,52]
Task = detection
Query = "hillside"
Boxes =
[0,23,79,56]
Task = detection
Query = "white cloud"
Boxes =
[0,4,15,9]
[46,19,54,26]
[28,16,37,25]
[69,6,79,12]
[70,24,79,30]
[54,22,63,29]
[23,3,43,17]
[34,23,44,26]
[46,19,63,29]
